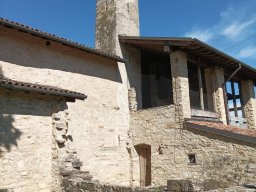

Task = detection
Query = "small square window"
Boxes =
[46,41,51,46]
[188,154,196,164]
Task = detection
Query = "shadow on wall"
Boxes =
[0,66,22,157]
[0,115,22,157]
[0,189,8,192]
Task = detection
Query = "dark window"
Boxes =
[45,41,51,46]
[141,50,173,109]
[188,62,209,110]
[188,154,196,164]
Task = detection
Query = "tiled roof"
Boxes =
[185,120,256,144]
[119,36,256,82]
[0,18,125,63]
[0,78,87,101]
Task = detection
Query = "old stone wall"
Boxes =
[131,105,176,187]
[0,89,55,191]
[95,0,140,55]
[241,80,256,129]
[96,0,142,109]
[123,45,142,109]
[131,106,256,191]
[0,26,132,185]
[170,51,191,122]
[204,67,226,124]
[62,179,167,192]
[51,102,84,191]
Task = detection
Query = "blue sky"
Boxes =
[0,0,256,67]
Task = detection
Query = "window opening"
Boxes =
[141,50,173,109]
[188,154,196,164]
[226,81,245,127]
[188,62,209,110]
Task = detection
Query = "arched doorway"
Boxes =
[135,144,151,186]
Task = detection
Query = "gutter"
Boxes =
[222,63,241,125]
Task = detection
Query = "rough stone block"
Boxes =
[52,113,61,120]
[202,179,229,191]
[167,180,194,192]
[56,134,65,144]
[247,163,256,173]
[72,158,83,169]
[55,122,67,130]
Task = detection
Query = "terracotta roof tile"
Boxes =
[186,121,256,138]
[0,78,87,100]
[0,17,125,63]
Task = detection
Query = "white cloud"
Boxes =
[238,46,256,58]
[185,29,213,42]
[221,19,256,40]
[184,3,256,64]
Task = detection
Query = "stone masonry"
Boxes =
[1,1,256,191]
[96,0,142,108]
[205,67,227,124]
[0,87,85,192]
[0,89,54,191]
[131,105,256,191]
[128,87,138,111]
[170,51,191,124]
[1,25,133,186]
[240,80,256,129]
[95,0,140,55]
[52,102,84,191]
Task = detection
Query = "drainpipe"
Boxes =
[222,63,241,125]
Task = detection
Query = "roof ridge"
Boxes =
[0,17,125,63]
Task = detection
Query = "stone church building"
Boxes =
[1,0,256,191]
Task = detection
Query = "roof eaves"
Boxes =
[185,121,256,145]
[0,18,126,63]
[0,78,87,101]
[119,35,194,42]
[119,35,256,81]
[193,38,256,74]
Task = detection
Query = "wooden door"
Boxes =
[136,145,151,186]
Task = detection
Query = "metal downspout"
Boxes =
[222,63,241,125]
